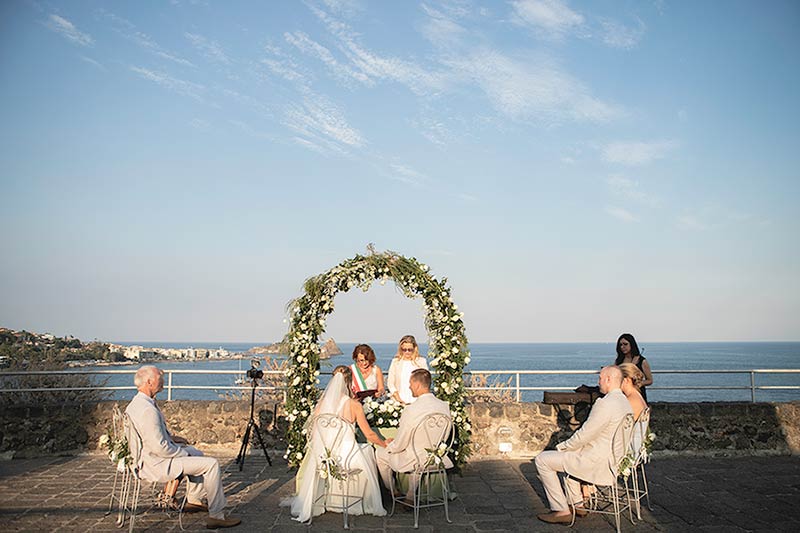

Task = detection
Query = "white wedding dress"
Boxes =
[284,374,386,523]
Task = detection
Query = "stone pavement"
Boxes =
[0,453,799,532]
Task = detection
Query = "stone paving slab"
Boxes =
[0,454,799,532]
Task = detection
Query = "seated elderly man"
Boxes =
[534,365,633,524]
[125,365,241,529]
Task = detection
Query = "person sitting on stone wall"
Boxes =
[125,365,241,529]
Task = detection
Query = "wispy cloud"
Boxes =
[602,140,678,166]
[80,56,105,70]
[606,175,659,207]
[98,10,195,67]
[185,32,232,64]
[599,17,645,49]
[131,31,195,67]
[445,49,619,123]
[510,0,584,40]
[284,31,370,85]
[419,4,468,49]
[130,66,206,102]
[45,14,93,46]
[411,114,454,146]
[307,3,447,95]
[604,206,637,223]
[389,164,427,187]
[283,90,365,153]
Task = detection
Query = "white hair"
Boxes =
[134,365,160,387]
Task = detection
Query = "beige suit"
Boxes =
[534,388,633,511]
[125,392,227,519]
[376,392,453,496]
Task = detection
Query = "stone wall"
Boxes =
[468,401,800,458]
[1,400,798,458]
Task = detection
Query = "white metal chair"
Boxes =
[563,413,636,533]
[307,414,365,529]
[105,405,131,525]
[118,413,186,532]
[628,407,652,520]
[389,413,454,529]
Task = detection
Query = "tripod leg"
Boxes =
[251,422,272,466]
[236,421,252,471]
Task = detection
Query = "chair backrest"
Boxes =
[632,406,651,461]
[307,413,359,469]
[123,412,144,477]
[111,405,124,441]
[410,413,453,472]
[610,413,635,475]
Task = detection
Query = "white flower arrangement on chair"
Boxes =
[317,448,345,481]
[99,430,131,473]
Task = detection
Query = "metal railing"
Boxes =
[465,369,800,403]
[1,368,799,402]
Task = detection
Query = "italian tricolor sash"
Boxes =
[350,363,368,392]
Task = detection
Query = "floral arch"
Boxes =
[283,248,472,468]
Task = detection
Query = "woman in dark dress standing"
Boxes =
[614,333,653,402]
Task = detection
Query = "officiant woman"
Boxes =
[350,344,385,399]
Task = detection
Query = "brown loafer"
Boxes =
[537,511,572,524]
[184,502,209,513]
[571,504,589,517]
[206,515,241,529]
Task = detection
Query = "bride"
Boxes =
[285,365,388,522]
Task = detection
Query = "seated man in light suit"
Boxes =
[125,365,241,529]
[534,365,633,524]
[375,368,453,500]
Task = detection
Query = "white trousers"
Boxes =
[534,450,582,512]
[173,446,227,519]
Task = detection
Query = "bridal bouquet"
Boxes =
[362,397,404,429]
[99,430,131,473]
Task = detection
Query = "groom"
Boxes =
[375,368,453,499]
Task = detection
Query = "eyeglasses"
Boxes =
[401,348,415,352]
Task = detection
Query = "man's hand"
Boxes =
[385,438,394,445]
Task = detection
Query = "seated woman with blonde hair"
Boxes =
[619,362,650,451]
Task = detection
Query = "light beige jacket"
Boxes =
[385,392,454,473]
[556,388,633,486]
[125,392,188,482]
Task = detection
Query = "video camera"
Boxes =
[246,358,264,380]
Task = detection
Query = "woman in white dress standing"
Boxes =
[285,366,388,523]
[387,335,428,404]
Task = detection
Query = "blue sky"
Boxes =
[1,0,798,343]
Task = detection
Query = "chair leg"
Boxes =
[413,473,421,529]
[442,473,451,523]
[116,469,130,528]
[640,463,652,511]
[108,469,119,515]
[129,477,141,533]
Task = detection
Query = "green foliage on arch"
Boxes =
[282,250,472,468]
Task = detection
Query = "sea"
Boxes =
[84,341,800,403]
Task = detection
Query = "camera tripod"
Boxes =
[234,377,272,470]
